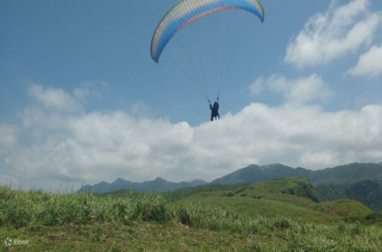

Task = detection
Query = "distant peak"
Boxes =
[154,177,166,182]
[248,164,260,167]
[263,163,287,167]
[244,164,261,169]
[114,178,127,183]
[191,179,207,183]
[111,178,131,185]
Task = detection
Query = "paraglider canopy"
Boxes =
[151,0,265,63]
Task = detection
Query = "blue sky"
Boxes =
[1,0,382,190]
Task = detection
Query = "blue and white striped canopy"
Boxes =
[151,0,264,63]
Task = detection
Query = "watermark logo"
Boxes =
[4,238,12,247]
[4,237,29,247]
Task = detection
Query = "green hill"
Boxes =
[231,177,320,202]
[316,180,382,211]
[308,200,372,219]
[208,162,382,211]
[167,184,231,201]
[176,177,372,224]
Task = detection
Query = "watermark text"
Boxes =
[4,237,29,247]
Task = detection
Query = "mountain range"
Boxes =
[77,162,382,193]
[210,162,382,185]
[77,177,207,194]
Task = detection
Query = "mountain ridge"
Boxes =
[76,177,208,194]
[211,162,382,185]
[77,162,382,196]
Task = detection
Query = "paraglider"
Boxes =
[209,98,220,121]
[150,0,265,121]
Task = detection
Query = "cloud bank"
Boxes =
[1,83,382,190]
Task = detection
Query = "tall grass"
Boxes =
[0,186,171,228]
[1,186,382,251]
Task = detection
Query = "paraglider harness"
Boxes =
[209,97,220,121]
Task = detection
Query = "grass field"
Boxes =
[1,178,382,251]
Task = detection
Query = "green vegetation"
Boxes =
[183,195,336,224]
[167,184,231,201]
[176,178,372,224]
[308,200,372,218]
[316,180,382,211]
[228,177,320,202]
[1,177,382,251]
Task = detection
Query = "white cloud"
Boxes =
[346,43,382,77]
[248,77,264,95]
[4,101,382,191]
[3,82,382,191]
[131,100,151,117]
[252,74,333,106]
[285,0,382,68]
[29,84,82,112]
[0,124,17,154]
[22,108,69,130]
[73,81,107,102]
[300,151,340,169]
